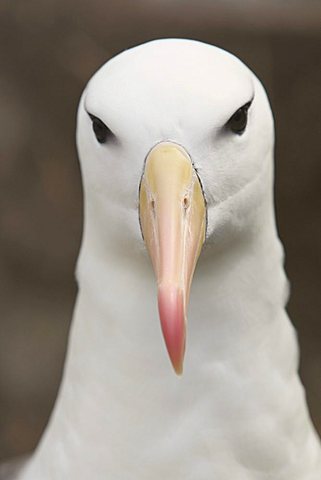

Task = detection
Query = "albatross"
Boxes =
[2,38,321,479]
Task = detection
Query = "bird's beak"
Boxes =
[139,142,206,374]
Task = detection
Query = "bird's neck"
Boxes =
[22,206,321,480]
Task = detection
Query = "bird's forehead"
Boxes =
[85,40,254,123]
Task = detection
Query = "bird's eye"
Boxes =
[89,114,111,144]
[227,101,252,135]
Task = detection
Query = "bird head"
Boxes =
[76,38,274,374]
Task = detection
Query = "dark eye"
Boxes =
[89,114,111,144]
[227,101,252,135]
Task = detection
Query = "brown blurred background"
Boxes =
[0,0,320,461]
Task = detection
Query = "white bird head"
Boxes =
[76,38,274,375]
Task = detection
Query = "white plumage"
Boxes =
[4,38,321,479]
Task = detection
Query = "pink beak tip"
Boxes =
[172,356,184,376]
[158,285,186,376]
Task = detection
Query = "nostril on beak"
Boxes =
[183,197,189,209]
